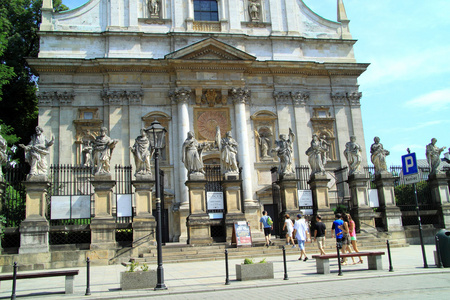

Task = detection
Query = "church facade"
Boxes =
[28,0,369,243]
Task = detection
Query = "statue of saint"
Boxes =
[82,140,92,167]
[320,135,330,166]
[149,0,160,17]
[344,135,362,175]
[426,138,446,175]
[0,126,7,176]
[19,126,54,177]
[92,127,118,175]
[255,129,272,159]
[181,131,204,175]
[221,131,239,174]
[248,1,260,21]
[130,128,152,176]
[305,134,326,175]
[272,128,295,176]
[370,136,390,174]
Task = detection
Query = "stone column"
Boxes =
[428,173,450,228]
[19,179,50,254]
[308,174,334,228]
[222,178,246,243]
[279,175,299,217]
[170,88,191,243]
[347,173,376,233]
[90,175,116,250]
[374,173,403,232]
[186,175,212,245]
[132,175,156,254]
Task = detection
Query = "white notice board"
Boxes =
[117,194,133,217]
[298,190,313,207]
[368,189,379,208]
[71,195,91,219]
[51,195,71,219]
[207,192,224,210]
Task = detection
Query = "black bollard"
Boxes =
[435,236,443,268]
[85,257,91,295]
[224,250,230,285]
[11,262,17,300]
[336,241,342,276]
[386,240,394,272]
[282,246,288,280]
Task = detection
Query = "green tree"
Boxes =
[0,0,67,153]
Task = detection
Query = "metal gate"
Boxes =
[205,165,226,242]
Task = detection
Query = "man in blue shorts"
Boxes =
[260,210,274,247]
[331,213,345,257]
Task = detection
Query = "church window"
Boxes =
[194,0,218,21]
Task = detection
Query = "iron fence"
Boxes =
[1,164,28,228]
[295,165,310,190]
[114,165,134,224]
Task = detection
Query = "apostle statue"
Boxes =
[272,128,295,176]
[92,127,118,175]
[248,0,260,21]
[320,135,330,166]
[370,136,390,174]
[81,140,92,167]
[426,138,446,175]
[19,125,54,177]
[0,126,7,177]
[344,135,362,175]
[221,131,239,174]
[181,131,204,175]
[130,128,153,176]
[149,0,160,17]
[255,129,272,159]
[305,134,326,175]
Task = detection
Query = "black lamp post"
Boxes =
[148,119,168,290]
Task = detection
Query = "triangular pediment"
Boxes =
[165,38,256,61]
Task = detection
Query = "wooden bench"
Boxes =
[0,269,79,295]
[311,252,385,274]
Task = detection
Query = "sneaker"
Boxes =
[286,242,290,245]
[291,245,296,249]
[303,257,309,262]
[298,257,303,261]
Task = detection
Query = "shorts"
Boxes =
[316,236,325,249]
[287,229,294,236]
[264,227,271,237]
[298,240,305,250]
[350,236,356,241]
[342,234,349,245]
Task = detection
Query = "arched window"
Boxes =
[194,0,218,21]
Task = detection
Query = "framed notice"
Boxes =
[51,195,91,219]
[368,189,379,208]
[298,190,313,207]
[71,195,91,219]
[207,192,224,210]
[51,196,71,220]
[117,194,133,217]
[232,221,252,247]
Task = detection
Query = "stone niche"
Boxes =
[310,107,337,162]
[251,110,277,162]
[142,111,171,163]
[73,108,102,165]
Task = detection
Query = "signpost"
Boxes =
[401,151,428,268]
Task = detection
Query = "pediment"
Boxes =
[165,38,256,61]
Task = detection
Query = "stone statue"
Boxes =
[248,0,260,21]
[181,131,204,175]
[130,128,153,176]
[272,128,295,176]
[82,140,92,167]
[320,135,330,166]
[426,138,446,175]
[92,127,118,175]
[221,131,239,174]
[149,0,160,17]
[0,126,7,177]
[19,126,54,177]
[344,135,362,175]
[255,129,272,159]
[370,136,390,174]
[305,134,326,175]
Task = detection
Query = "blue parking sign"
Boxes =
[402,153,418,175]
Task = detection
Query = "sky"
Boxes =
[61,0,450,166]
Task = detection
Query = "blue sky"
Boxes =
[62,0,450,166]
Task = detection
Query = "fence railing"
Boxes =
[1,164,28,228]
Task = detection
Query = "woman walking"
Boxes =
[282,214,296,248]
[339,214,355,265]
[348,213,363,264]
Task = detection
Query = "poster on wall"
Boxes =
[368,189,379,207]
[207,192,224,210]
[298,190,313,215]
[51,195,71,219]
[117,194,133,217]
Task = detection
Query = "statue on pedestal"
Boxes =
[221,131,239,174]
[149,0,160,18]
[92,127,118,175]
[344,135,362,175]
[426,138,446,175]
[19,126,54,177]
[272,128,295,176]
[305,134,326,175]
[130,128,152,176]
[370,136,390,174]
[182,131,204,175]
[255,129,272,160]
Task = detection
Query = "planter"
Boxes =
[235,262,274,281]
[120,270,157,290]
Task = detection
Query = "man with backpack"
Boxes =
[260,210,275,247]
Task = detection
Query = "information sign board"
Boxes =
[232,221,252,247]
[207,192,224,210]
[117,194,133,217]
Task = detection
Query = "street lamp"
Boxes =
[148,119,167,290]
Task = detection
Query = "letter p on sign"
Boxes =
[402,153,418,176]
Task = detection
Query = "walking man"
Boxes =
[293,214,310,261]
[331,213,345,258]
[260,210,274,247]
[313,214,326,255]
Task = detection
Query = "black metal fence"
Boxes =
[204,165,226,242]
[295,165,310,190]
[1,164,28,228]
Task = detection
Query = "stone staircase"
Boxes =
[127,232,409,265]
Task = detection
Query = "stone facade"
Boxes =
[29,0,368,242]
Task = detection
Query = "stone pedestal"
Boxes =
[279,175,299,212]
[132,176,156,252]
[90,175,117,250]
[308,173,331,211]
[428,173,450,228]
[186,177,212,244]
[347,173,375,232]
[19,179,50,254]
[374,173,403,231]
[222,179,246,242]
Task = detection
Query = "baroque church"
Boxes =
[28,0,369,244]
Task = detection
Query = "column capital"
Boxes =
[347,91,362,107]
[101,90,143,105]
[273,91,291,105]
[230,87,251,104]
[331,92,348,106]
[291,91,310,106]
[169,87,192,104]
[38,91,75,106]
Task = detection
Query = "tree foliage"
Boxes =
[394,181,431,206]
[0,0,67,150]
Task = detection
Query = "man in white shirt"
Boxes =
[293,214,310,261]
